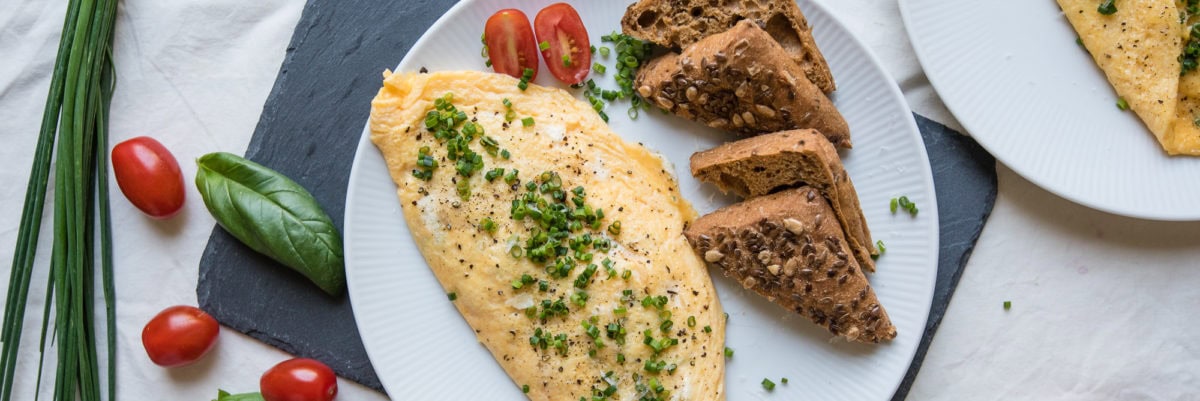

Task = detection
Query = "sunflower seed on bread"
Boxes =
[636,20,851,147]
[621,0,836,93]
[684,187,896,343]
[690,129,876,272]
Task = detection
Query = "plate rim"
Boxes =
[345,0,940,399]
[898,0,1200,221]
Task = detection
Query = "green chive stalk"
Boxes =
[0,0,118,399]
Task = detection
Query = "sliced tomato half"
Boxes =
[485,9,539,80]
[534,3,591,85]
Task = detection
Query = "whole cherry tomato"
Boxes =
[260,358,338,401]
[485,9,539,80]
[141,305,219,367]
[111,136,185,218]
[534,3,591,85]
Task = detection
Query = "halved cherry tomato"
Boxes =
[485,9,539,80]
[141,305,219,368]
[260,358,338,401]
[535,3,591,85]
[111,136,185,219]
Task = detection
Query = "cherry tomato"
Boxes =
[260,358,338,401]
[111,136,185,218]
[485,9,539,80]
[141,305,219,367]
[535,3,591,85]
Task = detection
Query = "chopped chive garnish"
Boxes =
[593,63,606,74]
[522,117,535,127]
[447,292,457,301]
[703,325,712,333]
[522,384,530,393]
[480,217,497,233]
[1004,300,1012,310]
[1097,0,1116,15]
[782,377,789,384]
[687,316,696,327]
[599,46,610,56]
[724,346,734,358]
[762,378,776,391]
[1116,97,1130,111]
[539,41,550,51]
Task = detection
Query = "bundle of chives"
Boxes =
[1,0,119,399]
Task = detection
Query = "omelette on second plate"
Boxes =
[1058,0,1200,155]
[369,70,726,400]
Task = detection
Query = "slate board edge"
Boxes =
[890,115,999,401]
[195,1,388,394]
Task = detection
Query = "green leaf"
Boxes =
[214,389,265,401]
[195,152,345,296]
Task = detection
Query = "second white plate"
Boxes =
[346,0,939,399]
[901,0,1200,220]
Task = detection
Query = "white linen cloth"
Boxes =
[1,0,1197,399]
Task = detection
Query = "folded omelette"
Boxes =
[370,70,725,400]
[1058,0,1200,155]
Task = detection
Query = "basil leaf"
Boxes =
[195,152,345,296]
[213,389,265,401]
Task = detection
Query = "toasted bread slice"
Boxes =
[690,129,876,272]
[684,187,895,343]
[636,20,851,147]
[621,0,835,93]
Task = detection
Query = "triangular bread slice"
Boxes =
[684,187,895,343]
[621,0,836,93]
[1057,0,1180,148]
[636,20,851,147]
[690,129,876,272]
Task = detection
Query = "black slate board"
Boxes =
[196,0,998,397]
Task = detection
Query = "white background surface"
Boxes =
[1,0,1198,399]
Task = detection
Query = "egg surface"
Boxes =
[369,70,725,401]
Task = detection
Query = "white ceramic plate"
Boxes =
[345,1,938,399]
[900,0,1200,221]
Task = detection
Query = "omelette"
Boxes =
[369,70,726,400]
[1058,0,1200,155]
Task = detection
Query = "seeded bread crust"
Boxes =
[635,20,851,147]
[684,187,895,343]
[621,0,836,93]
[690,129,876,272]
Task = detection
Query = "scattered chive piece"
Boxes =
[1116,98,1129,111]
[1004,301,1012,310]
[518,67,534,91]
[599,46,611,56]
[724,346,734,358]
[522,117,535,127]
[875,240,886,258]
[448,292,457,301]
[480,217,497,233]
[762,378,776,391]
[890,197,898,213]
[1075,37,1083,46]
[593,63,607,74]
[894,196,919,217]
[539,41,550,51]
[522,384,530,393]
[562,54,572,67]
[782,377,789,384]
[703,325,712,333]
[1097,0,1116,15]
